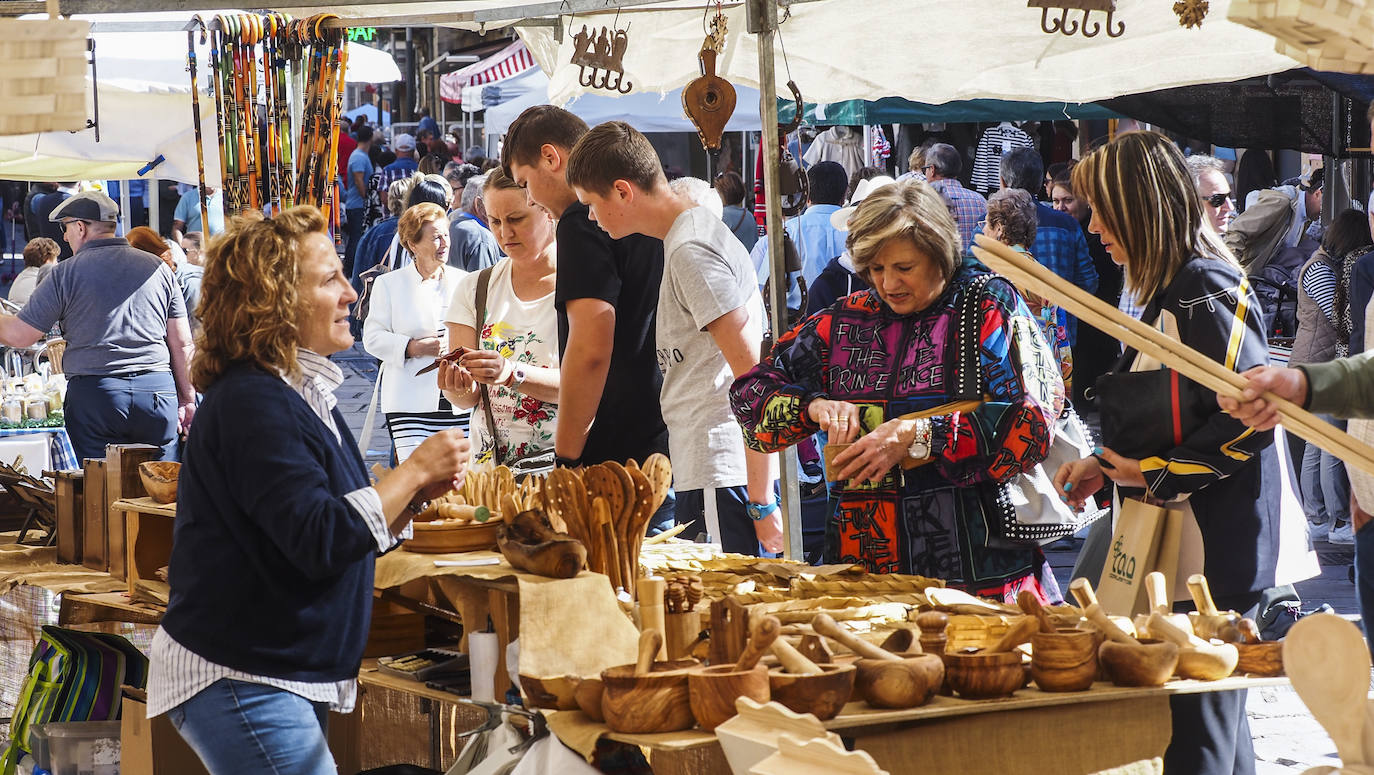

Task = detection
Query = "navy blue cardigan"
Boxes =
[161,362,378,682]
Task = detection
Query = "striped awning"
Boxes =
[440,39,537,105]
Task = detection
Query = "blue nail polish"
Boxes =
[1092,447,1103,456]
[1059,495,1068,502]
[1063,482,1073,492]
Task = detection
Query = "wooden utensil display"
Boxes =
[1086,604,1180,687]
[1030,628,1099,692]
[495,508,586,578]
[973,234,1374,477]
[767,662,856,721]
[601,629,698,734]
[813,613,942,708]
[1147,612,1238,681]
[1284,613,1372,769]
[689,615,778,730]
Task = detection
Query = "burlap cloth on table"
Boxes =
[0,541,126,596]
[374,549,639,679]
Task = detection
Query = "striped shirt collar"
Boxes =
[288,350,344,438]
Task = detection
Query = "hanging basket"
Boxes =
[0,0,90,137]
[1228,0,1374,74]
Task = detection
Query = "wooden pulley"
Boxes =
[682,40,736,152]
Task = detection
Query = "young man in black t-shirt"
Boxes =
[502,106,673,528]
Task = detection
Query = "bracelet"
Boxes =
[746,500,779,521]
[405,498,429,517]
[556,456,583,469]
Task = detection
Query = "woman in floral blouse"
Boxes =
[441,169,559,469]
[730,180,1065,602]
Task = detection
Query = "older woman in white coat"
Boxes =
[363,203,467,461]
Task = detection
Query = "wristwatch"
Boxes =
[746,500,779,522]
[506,364,528,390]
[907,418,932,461]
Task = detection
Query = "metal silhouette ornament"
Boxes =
[1173,0,1208,28]
[1028,0,1125,38]
[682,12,736,151]
[571,24,633,93]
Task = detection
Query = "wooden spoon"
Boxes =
[1016,589,1056,634]
[1069,577,1098,609]
[636,629,664,676]
[735,615,782,671]
[812,614,900,662]
[1285,614,1371,769]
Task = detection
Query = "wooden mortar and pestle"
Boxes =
[1086,604,1180,687]
[1231,618,1283,676]
[1134,572,1193,639]
[1147,612,1239,681]
[942,615,1037,699]
[1020,590,1098,693]
[689,615,777,730]
[812,614,943,709]
[768,630,855,721]
[1070,577,1137,637]
[601,629,700,733]
[1186,573,1243,642]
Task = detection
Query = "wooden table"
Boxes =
[592,675,1287,775]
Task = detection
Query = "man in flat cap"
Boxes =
[0,191,194,461]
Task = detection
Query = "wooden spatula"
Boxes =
[1284,613,1371,768]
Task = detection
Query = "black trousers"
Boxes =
[1165,592,1262,775]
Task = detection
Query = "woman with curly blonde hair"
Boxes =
[148,205,471,775]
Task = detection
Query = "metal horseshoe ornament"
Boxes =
[682,40,736,152]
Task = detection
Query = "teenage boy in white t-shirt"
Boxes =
[566,121,782,555]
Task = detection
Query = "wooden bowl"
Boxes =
[138,461,180,504]
[1030,628,1098,692]
[1175,642,1239,681]
[1098,639,1180,688]
[853,653,944,709]
[573,676,605,722]
[768,663,856,721]
[601,659,699,734]
[1233,641,1284,677]
[943,649,1027,699]
[688,664,770,731]
[405,520,501,553]
[520,674,579,710]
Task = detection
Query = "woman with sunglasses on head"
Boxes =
[1053,132,1280,774]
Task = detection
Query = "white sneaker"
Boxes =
[1309,520,1332,542]
[1330,522,1356,545]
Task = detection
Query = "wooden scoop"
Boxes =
[637,629,664,676]
[772,637,825,675]
[812,613,900,662]
[1017,589,1057,634]
[735,615,782,672]
[1285,614,1372,769]
[1148,612,1238,681]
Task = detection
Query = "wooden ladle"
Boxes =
[735,615,782,671]
[1147,612,1238,681]
[1284,614,1372,770]
[1017,589,1057,634]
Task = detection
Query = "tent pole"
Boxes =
[749,0,802,561]
[149,173,159,235]
[119,183,131,236]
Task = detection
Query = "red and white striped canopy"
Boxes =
[440,39,537,104]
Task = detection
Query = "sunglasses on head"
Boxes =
[1204,192,1231,208]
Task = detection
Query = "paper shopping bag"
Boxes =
[1097,498,1168,617]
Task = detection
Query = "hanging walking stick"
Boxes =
[187,17,211,233]
[208,19,231,210]
[241,14,262,213]
[275,15,295,209]
[260,13,278,215]
[323,26,347,228]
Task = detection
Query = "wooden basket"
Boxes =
[0,1,89,137]
[1229,0,1374,74]
[405,520,500,553]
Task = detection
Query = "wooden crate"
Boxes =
[104,444,159,581]
[53,469,84,564]
[0,11,90,137]
[81,458,106,571]
[122,498,175,606]
[1229,0,1374,73]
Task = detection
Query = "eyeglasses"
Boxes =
[1204,192,1232,208]
[59,219,85,232]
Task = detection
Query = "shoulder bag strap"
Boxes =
[474,267,500,451]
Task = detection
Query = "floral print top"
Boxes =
[446,258,559,465]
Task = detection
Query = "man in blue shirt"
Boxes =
[343,125,375,278]
[416,107,440,140]
[748,161,849,311]
[998,148,1098,345]
[172,186,225,241]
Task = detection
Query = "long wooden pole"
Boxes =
[971,234,1374,477]
[751,0,802,560]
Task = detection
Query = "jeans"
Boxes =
[1300,414,1350,526]
[65,372,178,462]
[677,485,773,556]
[168,679,334,775]
[343,207,366,280]
[1357,521,1374,662]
